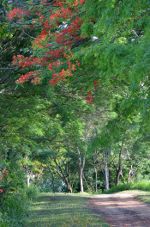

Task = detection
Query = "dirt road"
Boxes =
[89,192,150,227]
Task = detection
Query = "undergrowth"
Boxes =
[105,181,150,193]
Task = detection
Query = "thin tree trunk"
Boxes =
[115,141,124,185]
[115,150,122,185]
[79,166,84,193]
[63,178,73,193]
[128,165,134,183]
[94,167,98,192]
[51,172,55,193]
[104,150,109,190]
[78,148,85,193]
[27,174,30,187]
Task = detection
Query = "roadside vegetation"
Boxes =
[105,181,150,194]
[137,192,150,204]
[0,186,39,227]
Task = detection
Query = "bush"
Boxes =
[105,183,131,193]
[1,191,29,227]
[0,185,39,227]
[105,181,150,194]
[25,185,39,200]
[0,211,8,227]
[131,181,150,191]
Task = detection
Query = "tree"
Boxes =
[1,0,149,195]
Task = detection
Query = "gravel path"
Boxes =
[89,192,150,227]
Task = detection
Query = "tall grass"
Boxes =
[0,185,39,227]
[131,181,150,191]
[105,183,131,193]
[105,180,150,193]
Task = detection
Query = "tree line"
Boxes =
[0,0,149,197]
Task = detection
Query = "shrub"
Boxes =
[131,181,150,191]
[105,183,131,193]
[25,185,39,200]
[0,211,8,227]
[1,191,29,227]
[105,181,150,194]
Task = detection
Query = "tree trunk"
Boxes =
[104,150,109,190]
[115,151,122,185]
[60,174,73,193]
[128,165,134,183]
[54,160,73,193]
[78,148,85,193]
[51,172,55,193]
[79,166,84,193]
[115,141,124,185]
[64,178,73,193]
[116,168,122,186]
[27,174,30,187]
[94,167,98,192]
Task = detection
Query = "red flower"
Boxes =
[49,77,60,86]
[47,49,64,59]
[74,0,85,6]
[48,61,61,70]
[0,188,4,193]
[7,8,29,21]
[16,71,39,84]
[53,1,64,7]
[12,55,45,68]
[33,30,48,48]
[9,0,82,87]
[86,91,94,104]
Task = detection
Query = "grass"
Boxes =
[131,181,150,191]
[136,191,150,204]
[25,181,150,226]
[105,183,131,193]
[105,181,150,194]
[25,193,108,227]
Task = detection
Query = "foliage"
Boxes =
[106,181,150,194]
[1,191,29,227]
[0,2,149,223]
[7,0,85,87]
[0,184,39,226]
[25,185,39,200]
[131,181,150,192]
[105,183,131,194]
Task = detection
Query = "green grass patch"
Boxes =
[136,191,150,204]
[131,181,150,191]
[105,183,131,193]
[105,181,150,194]
[25,193,108,227]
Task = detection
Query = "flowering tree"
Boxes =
[6,0,97,103]
[7,1,83,84]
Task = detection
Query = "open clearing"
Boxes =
[26,191,150,227]
[25,193,108,227]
